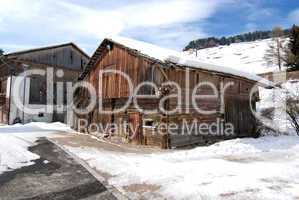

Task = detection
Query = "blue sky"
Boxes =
[0,0,298,55]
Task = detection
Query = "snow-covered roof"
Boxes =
[108,36,272,86]
[81,36,273,87]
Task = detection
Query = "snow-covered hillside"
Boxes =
[184,38,288,75]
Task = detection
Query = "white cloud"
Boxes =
[121,0,216,27]
[0,0,226,52]
[288,9,299,24]
[124,24,207,50]
[58,0,221,38]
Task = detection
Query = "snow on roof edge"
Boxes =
[107,36,273,87]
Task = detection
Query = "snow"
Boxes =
[0,122,72,133]
[0,134,40,174]
[66,136,299,200]
[43,160,50,164]
[109,36,272,86]
[0,121,298,199]
[0,122,73,174]
[257,80,299,134]
[184,38,289,75]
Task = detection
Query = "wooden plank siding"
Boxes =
[7,44,89,71]
[0,95,9,124]
[77,41,259,149]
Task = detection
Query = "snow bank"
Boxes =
[66,136,299,199]
[0,122,73,174]
[0,134,40,174]
[0,122,72,133]
[109,36,271,86]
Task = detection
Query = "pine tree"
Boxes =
[0,49,4,65]
[219,37,226,45]
[286,25,299,70]
[264,27,286,71]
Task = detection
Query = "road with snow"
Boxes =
[0,123,299,200]
[0,123,118,200]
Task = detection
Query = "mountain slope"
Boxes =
[184,38,288,75]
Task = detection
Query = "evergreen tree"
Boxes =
[286,25,299,70]
[183,28,291,51]
[0,49,4,65]
[219,37,226,45]
[207,38,217,47]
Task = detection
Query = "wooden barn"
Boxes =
[0,43,89,124]
[75,37,270,148]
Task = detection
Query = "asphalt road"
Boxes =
[0,138,118,200]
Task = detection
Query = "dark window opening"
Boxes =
[144,119,154,127]
[29,75,47,104]
[0,80,2,93]
[196,73,200,83]
[80,58,85,70]
[70,51,73,65]
[63,83,67,105]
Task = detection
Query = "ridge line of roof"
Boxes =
[6,42,90,59]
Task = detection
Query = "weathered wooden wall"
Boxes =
[7,45,89,71]
[0,96,9,124]
[0,75,9,124]
[78,41,258,148]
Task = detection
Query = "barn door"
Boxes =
[238,98,256,137]
[128,112,143,144]
[225,97,240,136]
[225,97,256,137]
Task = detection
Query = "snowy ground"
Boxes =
[65,136,299,200]
[1,122,299,199]
[0,122,73,175]
[184,38,289,74]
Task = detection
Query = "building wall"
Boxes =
[6,62,81,124]
[77,43,258,148]
[7,45,89,71]
[259,70,299,83]
[0,77,10,124]
[8,76,51,124]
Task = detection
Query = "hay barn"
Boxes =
[75,37,270,148]
[0,43,89,124]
